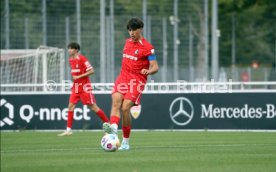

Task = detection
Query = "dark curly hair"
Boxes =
[126,17,144,31]
[67,42,80,51]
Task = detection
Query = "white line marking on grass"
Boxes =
[1,143,275,154]
[134,143,276,149]
[1,147,100,153]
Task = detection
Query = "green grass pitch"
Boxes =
[1,131,276,172]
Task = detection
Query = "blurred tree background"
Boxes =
[1,0,275,82]
[218,0,275,66]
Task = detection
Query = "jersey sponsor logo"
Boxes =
[123,54,138,61]
[71,69,80,73]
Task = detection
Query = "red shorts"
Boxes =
[69,91,96,105]
[112,74,146,105]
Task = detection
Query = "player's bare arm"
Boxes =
[72,68,94,80]
[140,60,159,75]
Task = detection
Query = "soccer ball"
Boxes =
[100,134,120,152]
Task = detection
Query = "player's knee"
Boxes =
[121,106,130,114]
[89,104,99,112]
[121,103,132,114]
[112,93,123,105]
[112,99,122,108]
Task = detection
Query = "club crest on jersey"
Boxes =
[134,49,139,55]
[76,64,79,68]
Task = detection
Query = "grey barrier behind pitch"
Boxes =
[1,93,275,130]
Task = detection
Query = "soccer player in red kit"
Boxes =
[58,42,109,136]
[103,18,159,150]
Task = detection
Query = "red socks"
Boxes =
[96,109,109,122]
[110,115,120,125]
[122,125,131,138]
[67,111,74,129]
[110,116,131,138]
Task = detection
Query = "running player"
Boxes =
[103,18,159,150]
[59,42,109,136]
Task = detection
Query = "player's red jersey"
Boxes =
[121,37,155,80]
[69,54,93,93]
[113,37,155,104]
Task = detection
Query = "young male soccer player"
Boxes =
[103,18,159,150]
[59,42,109,136]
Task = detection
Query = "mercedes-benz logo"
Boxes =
[169,97,194,126]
